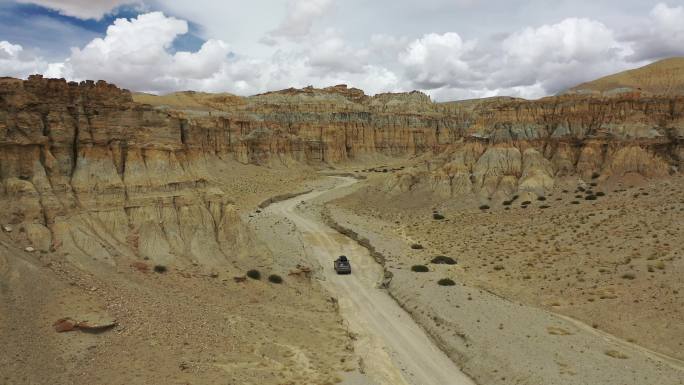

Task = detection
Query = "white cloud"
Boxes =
[306,30,369,74]
[2,2,682,101]
[55,12,231,93]
[17,0,140,19]
[264,0,332,42]
[497,18,633,94]
[399,32,480,89]
[626,2,684,61]
[0,41,49,78]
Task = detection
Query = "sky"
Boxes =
[0,0,683,100]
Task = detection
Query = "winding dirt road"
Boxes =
[266,178,475,385]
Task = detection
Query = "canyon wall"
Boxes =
[0,76,259,272]
[1,76,683,269]
[139,83,684,201]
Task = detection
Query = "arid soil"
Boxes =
[0,171,356,385]
[331,170,684,369]
[253,178,474,385]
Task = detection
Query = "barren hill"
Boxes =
[566,57,684,96]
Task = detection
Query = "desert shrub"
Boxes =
[479,205,490,210]
[247,269,261,280]
[590,182,598,187]
[433,213,445,220]
[410,243,424,250]
[493,265,504,271]
[577,186,586,192]
[268,274,283,284]
[621,272,636,280]
[591,172,600,179]
[585,195,597,201]
[596,191,605,197]
[521,201,531,206]
[502,201,512,206]
[511,195,519,201]
[431,256,457,265]
[539,205,550,209]
[537,196,547,201]
[437,278,456,286]
[411,265,429,272]
[153,265,168,273]
[571,201,580,204]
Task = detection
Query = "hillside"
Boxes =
[567,57,684,96]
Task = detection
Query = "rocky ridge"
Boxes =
[137,81,684,204]
[1,70,683,269]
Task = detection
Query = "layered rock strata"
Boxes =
[1,76,683,268]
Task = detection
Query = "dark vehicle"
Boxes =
[334,255,352,274]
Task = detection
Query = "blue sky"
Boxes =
[0,2,204,58]
[1,0,683,99]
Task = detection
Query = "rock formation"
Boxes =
[1,66,683,269]
[0,75,259,271]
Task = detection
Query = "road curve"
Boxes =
[266,178,475,385]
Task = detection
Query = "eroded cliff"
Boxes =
[137,83,684,203]
[0,75,269,271]
[2,75,683,267]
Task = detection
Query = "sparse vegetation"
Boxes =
[268,274,283,284]
[431,256,457,265]
[411,265,430,272]
[437,278,456,286]
[621,272,636,280]
[247,269,261,280]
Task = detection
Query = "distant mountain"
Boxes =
[565,57,684,96]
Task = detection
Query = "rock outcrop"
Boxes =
[2,74,683,268]
[0,75,261,272]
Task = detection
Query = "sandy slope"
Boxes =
[323,171,684,385]
[263,178,474,385]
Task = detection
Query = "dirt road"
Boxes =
[265,178,475,385]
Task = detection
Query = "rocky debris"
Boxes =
[53,314,117,333]
[2,225,12,232]
[24,246,35,253]
[130,262,149,273]
[289,265,313,278]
